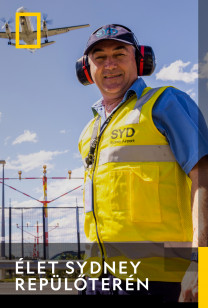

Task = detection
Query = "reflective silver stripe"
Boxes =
[112,241,192,247]
[98,145,176,165]
[84,242,192,260]
[103,242,192,259]
[125,87,160,125]
[139,241,192,248]
[164,241,192,248]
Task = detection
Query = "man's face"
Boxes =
[88,40,138,100]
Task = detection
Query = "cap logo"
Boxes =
[96,27,118,38]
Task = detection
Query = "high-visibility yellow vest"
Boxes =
[78,86,193,282]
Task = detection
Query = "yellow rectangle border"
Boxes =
[199,247,208,307]
[15,12,41,49]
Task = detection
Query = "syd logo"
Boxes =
[96,27,118,38]
[111,128,135,139]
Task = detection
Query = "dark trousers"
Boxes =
[82,273,181,302]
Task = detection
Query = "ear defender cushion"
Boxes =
[76,55,94,86]
[137,45,156,76]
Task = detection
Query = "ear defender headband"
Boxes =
[76,24,156,86]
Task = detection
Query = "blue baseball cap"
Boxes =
[84,24,138,55]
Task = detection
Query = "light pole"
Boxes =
[0,160,6,258]
[43,165,49,259]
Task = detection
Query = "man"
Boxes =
[77,24,208,301]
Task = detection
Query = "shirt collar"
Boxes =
[91,77,147,116]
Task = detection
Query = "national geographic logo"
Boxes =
[110,127,135,144]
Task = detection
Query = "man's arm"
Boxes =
[190,155,208,247]
[179,155,208,302]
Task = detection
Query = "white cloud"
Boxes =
[11,199,38,208]
[73,151,82,160]
[59,129,71,134]
[0,112,2,122]
[199,52,208,79]
[60,129,66,134]
[198,52,208,88]
[12,130,38,145]
[4,136,11,145]
[6,149,68,172]
[186,89,196,100]
[156,60,198,83]
[45,166,84,204]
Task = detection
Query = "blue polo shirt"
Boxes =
[91,78,208,174]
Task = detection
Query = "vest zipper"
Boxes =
[91,138,105,264]
[87,98,135,265]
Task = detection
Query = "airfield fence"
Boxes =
[0,206,86,260]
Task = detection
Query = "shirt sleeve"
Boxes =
[152,87,208,174]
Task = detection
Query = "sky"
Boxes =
[0,0,203,248]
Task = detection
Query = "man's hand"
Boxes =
[179,156,208,302]
[179,262,198,302]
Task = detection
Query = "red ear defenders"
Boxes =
[76,55,94,86]
[75,27,156,86]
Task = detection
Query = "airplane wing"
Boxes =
[0,32,16,40]
[0,32,25,40]
[0,24,90,42]
[32,24,90,39]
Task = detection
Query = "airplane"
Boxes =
[0,7,90,52]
